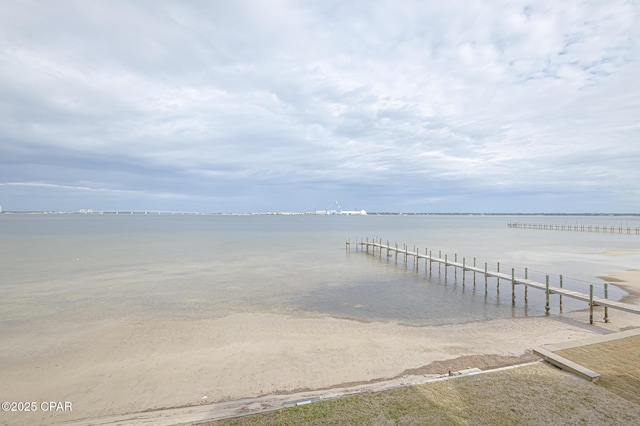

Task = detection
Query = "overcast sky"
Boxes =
[1,1,639,213]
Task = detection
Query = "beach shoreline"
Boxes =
[1,269,639,426]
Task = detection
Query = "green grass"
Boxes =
[196,363,640,426]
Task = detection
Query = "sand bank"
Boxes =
[1,270,639,426]
[598,268,640,304]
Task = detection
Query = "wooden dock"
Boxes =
[508,222,640,235]
[346,237,640,324]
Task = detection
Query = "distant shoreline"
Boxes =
[1,211,639,216]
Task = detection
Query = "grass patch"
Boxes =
[197,363,640,426]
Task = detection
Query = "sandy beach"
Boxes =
[1,269,639,426]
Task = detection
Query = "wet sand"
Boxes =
[1,270,639,426]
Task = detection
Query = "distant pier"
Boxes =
[346,237,640,325]
[508,222,640,235]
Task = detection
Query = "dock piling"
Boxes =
[445,254,448,279]
[545,275,550,315]
[509,222,640,235]
[559,275,563,313]
[484,262,488,290]
[604,283,610,323]
[473,257,476,286]
[589,284,594,325]
[511,268,516,305]
[524,268,528,303]
[353,237,640,325]
[462,258,466,285]
[425,247,428,271]
[454,253,458,280]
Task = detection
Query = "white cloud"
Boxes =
[0,0,638,212]
[0,181,199,201]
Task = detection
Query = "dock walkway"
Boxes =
[347,238,640,324]
[508,222,640,235]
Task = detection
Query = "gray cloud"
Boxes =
[1,0,638,212]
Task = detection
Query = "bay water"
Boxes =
[1,214,639,330]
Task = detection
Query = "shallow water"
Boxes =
[0,214,638,328]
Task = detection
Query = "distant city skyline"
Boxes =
[2,208,639,217]
[1,1,639,213]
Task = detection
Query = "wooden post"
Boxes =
[415,248,419,271]
[366,237,369,253]
[462,257,466,285]
[604,283,610,323]
[454,253,458,280]
[439,250,441,274]
[511,268,516,305]
[559,275,563,313]
[429,250,432,277]
[425,247,428,271]
[445,254,448,279]
[473,257,476,286]
[589,284,594,325]
[524,267,528,303]
[545,275,550,315]
[484,262,488,294]
[497,262,500,288]
[395,243,398,263]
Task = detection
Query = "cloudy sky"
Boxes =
[1,0,638,213]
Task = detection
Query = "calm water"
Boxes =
[1,214,639,328]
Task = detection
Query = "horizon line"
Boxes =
[1,210,639,216]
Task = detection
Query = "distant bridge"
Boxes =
[81,210,217,215]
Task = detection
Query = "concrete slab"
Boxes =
[532,347,600,382]
[534,327,640,403]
